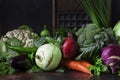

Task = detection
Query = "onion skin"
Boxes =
[61,37,79,59]
[101,44,120,74]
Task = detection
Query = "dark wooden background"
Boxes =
[0,0,53,35]
[111,0,120,27]
[0,0,120,35]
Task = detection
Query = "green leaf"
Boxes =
[6,37,24,47]
[0,58,15,75]
[79,0,111,28]
[0,40,7,54]
[89,56,109,76]
[33,37,46,48]
[18,25,33,32]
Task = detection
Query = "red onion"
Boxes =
[61,37,79,59]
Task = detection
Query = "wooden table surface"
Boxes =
[0,71,120,80]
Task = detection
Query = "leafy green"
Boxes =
[55,27,69,37]
[0,40,7,55]
[75,0,116,75]
[18,25,33,32]
[75,24,116,60]
[33,37,46,48]
[5,49,19,61]
[89,56,110,76]
[0,59,15,75]
[5,37,24,47]
[0,40,19,75]
[79,0,111,28]
[55,27,77,38]
[76,24,101,46]
[34,36,63,48]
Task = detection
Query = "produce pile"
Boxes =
[0,22,120,76]
[1,0,120,76]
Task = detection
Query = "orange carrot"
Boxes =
[61,59,92,75]
[77,60,92,67]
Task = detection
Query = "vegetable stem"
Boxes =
[7,45,37,53]
[79,0,111,28]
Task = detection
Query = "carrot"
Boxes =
[61,59,93,75]
[77,60,92,67]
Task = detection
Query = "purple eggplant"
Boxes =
[10,54,32,71]
[101,44,120,74]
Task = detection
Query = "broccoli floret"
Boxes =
[76,24,101,47]
[75,23,116,60]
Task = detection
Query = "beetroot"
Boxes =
[61,37,79,59]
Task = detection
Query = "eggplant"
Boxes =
[10,54,32,71]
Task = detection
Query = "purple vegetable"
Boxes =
[101,44,120,74]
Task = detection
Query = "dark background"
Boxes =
[0,0,120,35]
[0,0,53,35]
[111,0,120,27]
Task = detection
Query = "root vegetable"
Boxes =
[61,37,79,59]
[35,43,62,71]
[61,59,92,75]
[101,44,120,74]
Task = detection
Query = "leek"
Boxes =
[79,0,111,28]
